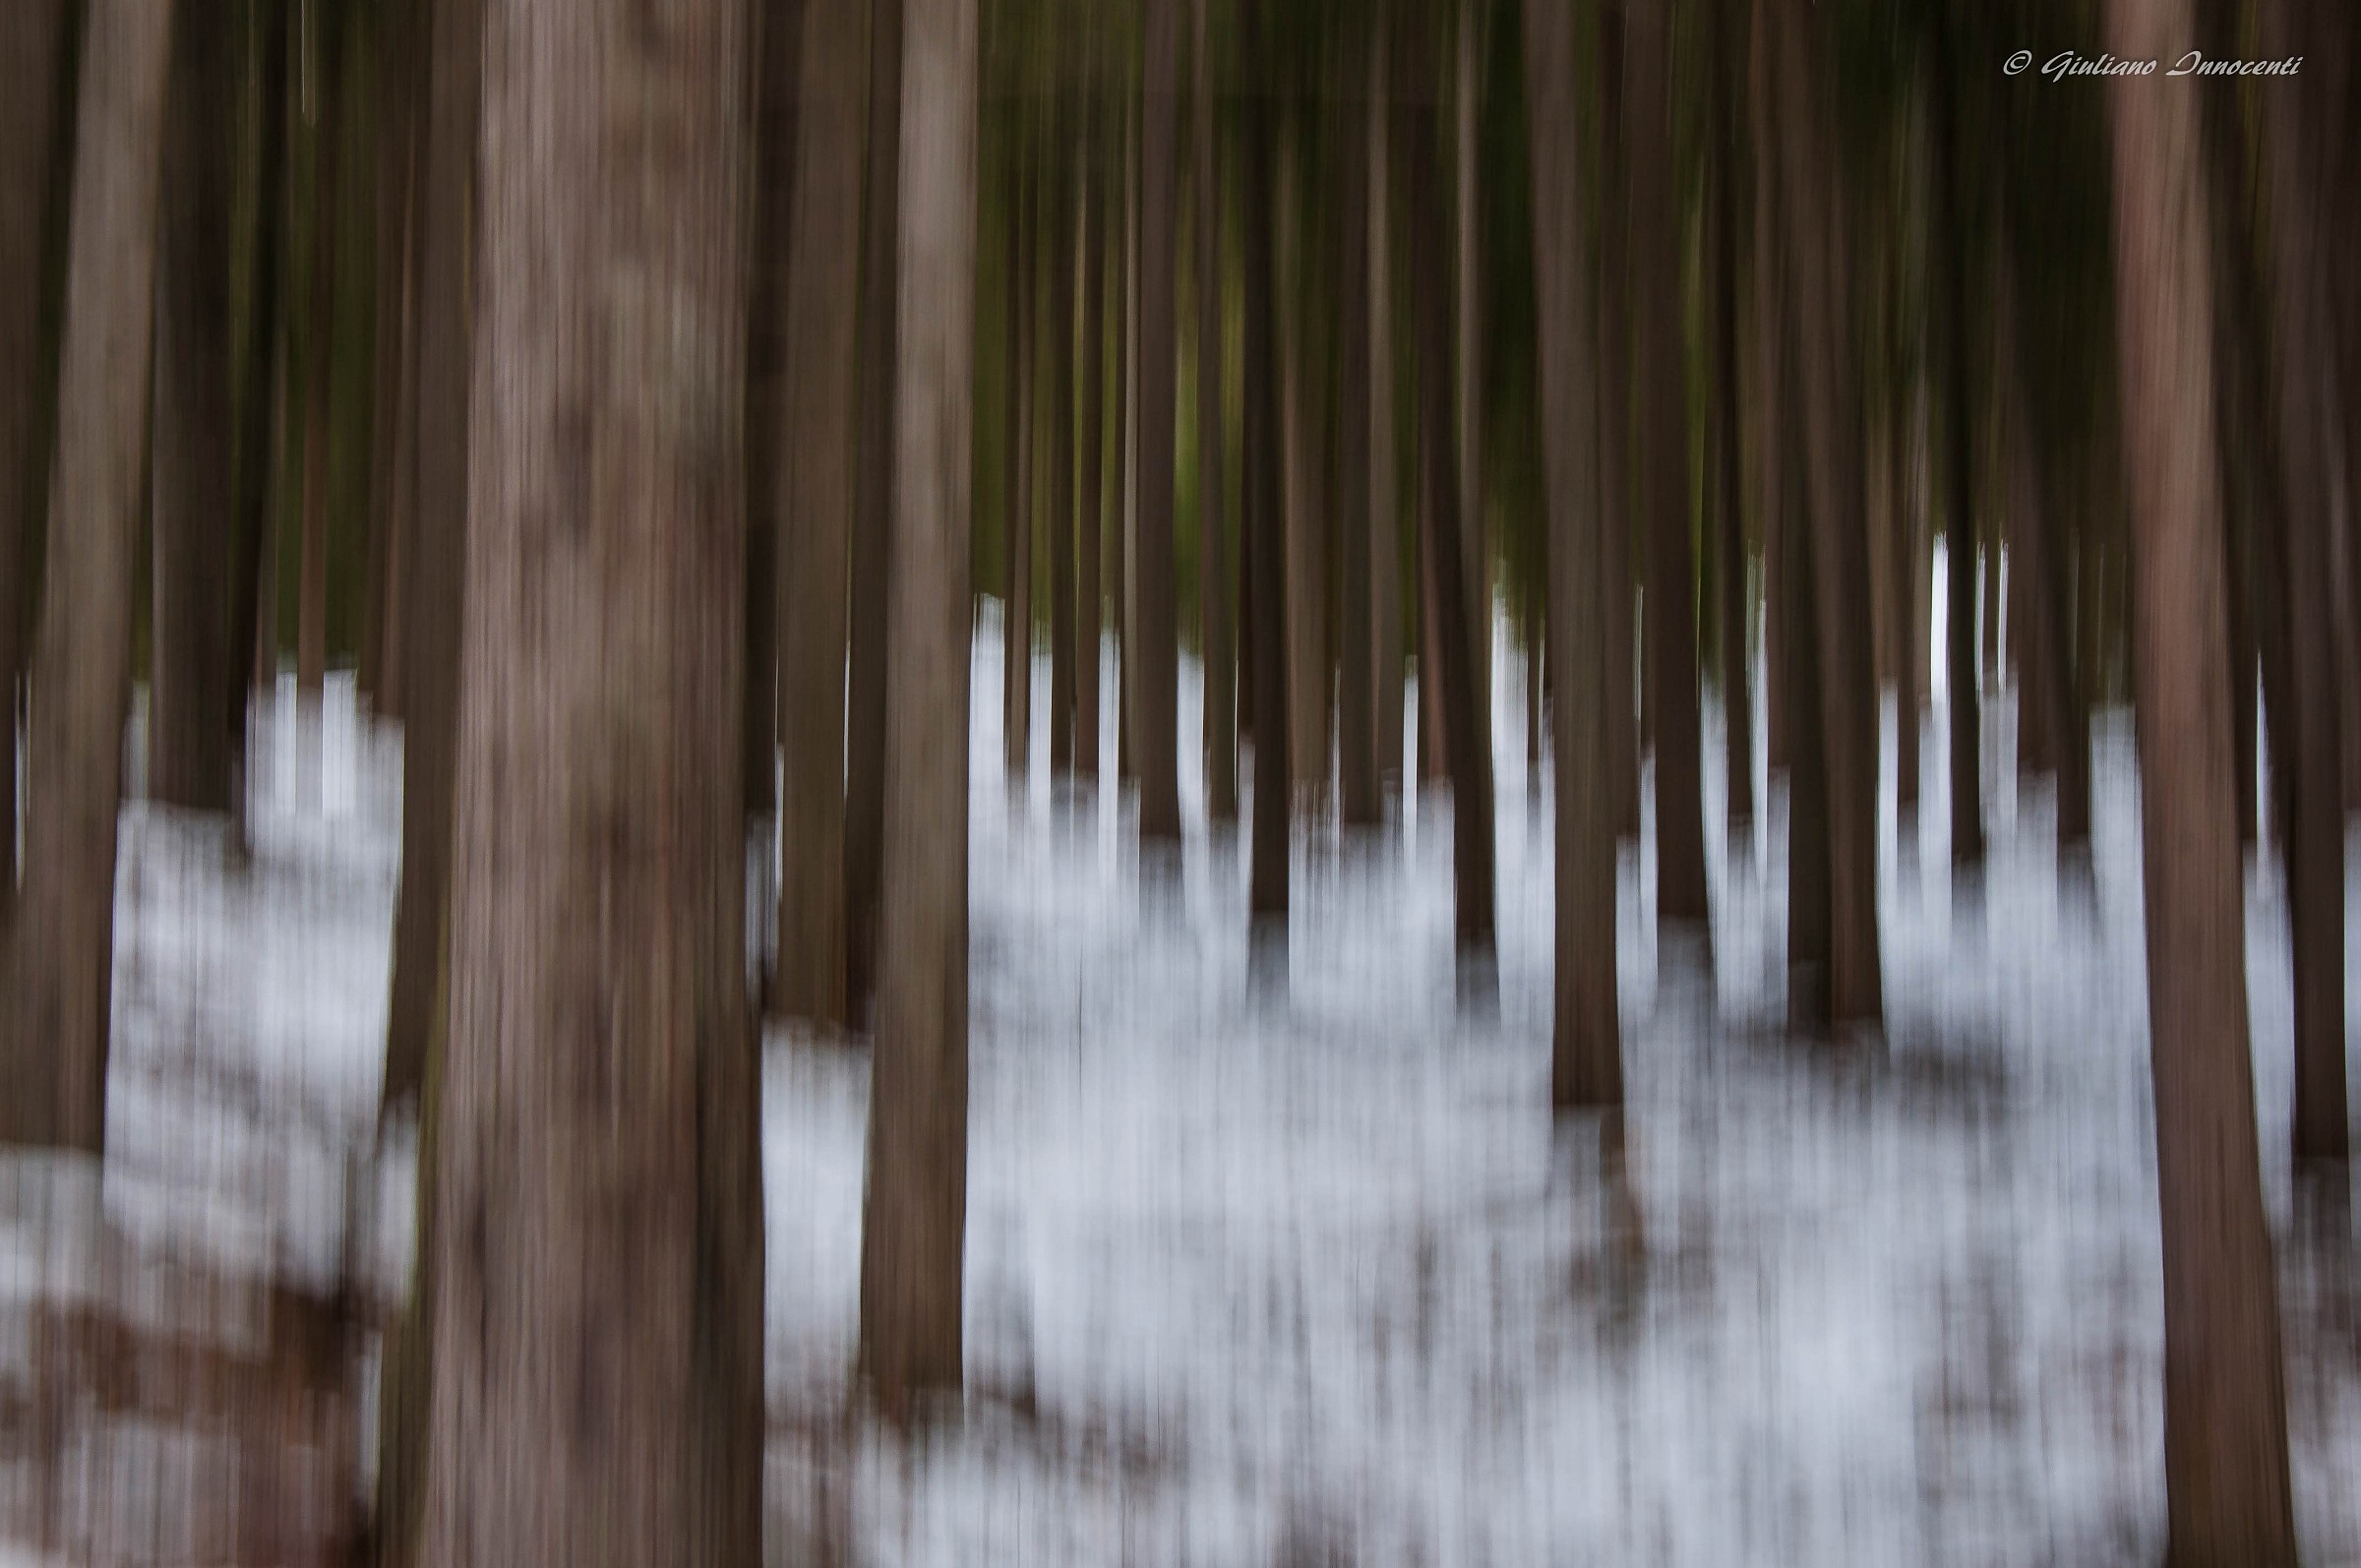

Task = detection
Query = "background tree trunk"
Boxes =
[770,0,867,1026]
[361,0,424,727]
[1334,23,1378,833]
[1194,0,1236,825]
[295,0,347,702]
[1005,155,1035,780]
[2103,0,2300,1554]
[1075,126,1105,785]
[0,0,178,1151]
[1047,152,1077,778]
[1278,138,1326,814]
[1930,1,1983,874]
[149,0,241,813]
[1710,0,1753,839]
[417,0,763,1556]
[381,0,482,1114]
[1241,0,1289,941]
[744,0,804,820]
[1596,0,1640,838]
[1454,0,1487,761]
[1369,30,1404,803]
[858,0,980,1418]
[1135,0,1183,842]
[1526,0,1621,1112]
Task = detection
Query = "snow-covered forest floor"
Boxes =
[4,600,2359,1566]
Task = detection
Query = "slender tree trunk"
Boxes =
[417,0,762,1555]
[1628,0,1711,942]
[150,0,241,813]
[2103,0,2299,1555]
[1116,128,1138,789]
[1710,0,1752,837]
[745,0,804,820]
[1194,0,1237,824]
[858,0,979,1417]
[1368,28,1404,803]
[1402,0,1497,995]
[1004,154,1035,780]
[1047,153,1077,778]
[0,0,177,1151]
[1241,0,1289,940]
[1596,0,1640,837]
[359,0,422,721]
[296,0,346,701]
[1455,0,1487,755]
[1135,0,1184,841]
[1277,138,1326,813]
[1892,382,1923,819]
[769,0,865,1026]
[1929,2,1982,874]
[1525,0,1621,1111]
[1074,130,1104,783]
[1334,27,1378,832]
[0,0,70,908]
[844,0,902,1027]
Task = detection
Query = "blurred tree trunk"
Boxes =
[1117,126,1137,789]
[380,0,476,1114]
[1628,0,1710,943]
[1596,0,1639,837]
[844,0,901,1027]
[0,0,176,1151]
[1769,0,1879,1026]
[1525,0,1620,1111]
[1278,138,1326,814]
[1241,0,1289,941]
[150,0,240,813]
[1047,150,1076,778]
[360,0,423,727]
[858,0,979,1418]
[1454,0,1487,756]
[2258,0,2348,1164]
[0,0,70,907]
[744,0,804,820]
[769,0,865,1026]
[1004,152,1035,780]
[1709,0,1752,838]
[2102,0,2299,1556]
[1368,26,1404,804]
[417,0,762,1554]
[1334,23,1378,833]
[296,0,346,701]
[1891,385,1922,820]
[1136,0,1183,842]
[1402,0,1496,998]
[1075,120,1105,785]
[1929,0,1982,874]
[1195,0,1236,824]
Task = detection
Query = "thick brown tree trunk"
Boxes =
[1628,0,1711,943]
[1334,25,1379,833]
[1135,0,1184,842]
[1929,1,1983,874]
[1402,0,1497,995]
[296,0,347,701]
[858,0,979,1417]
[1596,0,1640,838]
[2103,0,2300,1555]
[1526,0,1621,1111]
[1241,0,1289,942]
[381,0,482,1114]
[1368,28,1405,804]
[1005,154,1035,780]
[0,0,70,907]
[844,0,902,1027]
[0,0,177,1151]
[744,0,804,819]
[1194,0,1237,825]
[150,0,241,813]
[770,0,866,1026]
[417,0,763,1555]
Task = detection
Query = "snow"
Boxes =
[5,601,2359,1564]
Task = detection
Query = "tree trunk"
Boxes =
[1004,154,1034,780]
[1454,0,1487,760]
[1525,0,1621,1111]
[149,0,241,813]
[1118,118,1138,788]
[1401,0,1497,996]
[296,0,346,701]
[1240,0,1289,941]
[844,0,902,1028]
[1278,138,1326,814]
[0,0,177,1151]
[1628,0,1711,943]
[1891,382,1922,820]
[417,0,762,1555]
[381,0,482,1115]
[858,0,979,1417]
[769,0,865,1026]
[1135,0,1184,842]
[2102,0,2300,1554]
[1709,0,1752,837]
[1368,28,1404,804]
[1332,27,1378,831]
[1194,0,1237,824]
[1596,0,1639,838]
[1047,153,1077,779]
[0,0,70,907]
[1929,1,1982,874]
[360,0,423,723]
[744,0,804,819]
[1074,131,1104,784]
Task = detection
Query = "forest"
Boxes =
[0,0,2357,1562]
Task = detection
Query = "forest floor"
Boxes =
[4,601,2360,1566]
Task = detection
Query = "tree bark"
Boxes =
[1240,0,1289,939]
[296,0,347,701]
[0,0,177,1151]
[1277,138,1326,814]
[1004,152,1035,780]
[417,0,763,1556]
[1627,0,1711,942]
[1709,0,1752,837]
[1402,0,1497,995]
[1074,124,1104,783]
[844,0,902,1027]
[1194,0,1236,824]
[150,0,241,813]
[1929,0,1983,874]
[360,0,423,723]
[1369,28,1404,802]
[1047,151,1077,778]
[858,0,979,1418]
[1454,0,1487,757]
[382,0,482,1115]
[1525,0,1621,1111]
[769,0,866,1026]
[2102,0,2300,1555]
[1596,0,1640,838]
[1333,24,1378,832]
[1135,0,1184,842]
[744,0,804,819]
[0,0,70,906]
